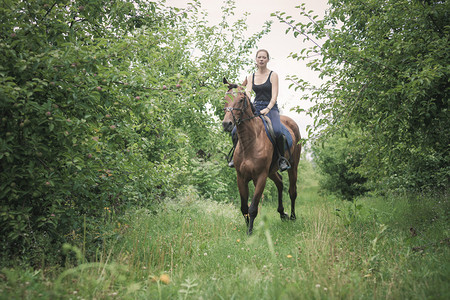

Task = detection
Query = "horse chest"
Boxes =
[235,143,272,175]
[236,158,269,180]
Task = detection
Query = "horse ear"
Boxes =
[223,77,229,85]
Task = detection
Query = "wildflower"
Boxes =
[159,274,170,284]
[287,255,293,258]
[315,284,321,288]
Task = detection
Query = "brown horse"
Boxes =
[222,79,301,235]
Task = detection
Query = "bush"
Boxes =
[312,130,368,200]
[0,0,269,265]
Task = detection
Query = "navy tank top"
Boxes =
[252,71,277,109]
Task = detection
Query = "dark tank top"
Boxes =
[252,71,273,105]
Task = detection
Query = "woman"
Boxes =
[229,49,290,171]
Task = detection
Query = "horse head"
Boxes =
[222,78,252,132]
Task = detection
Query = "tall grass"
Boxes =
[0,162,448,299]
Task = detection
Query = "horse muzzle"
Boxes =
[222,120,234,132]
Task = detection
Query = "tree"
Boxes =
[274,0,449,192]
[0,0,267,264]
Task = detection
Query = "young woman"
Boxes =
[228,49,290,171]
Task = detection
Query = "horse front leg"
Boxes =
[237,176,250,227]
[247,176,268,235]
[269,172,289,221]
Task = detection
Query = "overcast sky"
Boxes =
[165,0,330,138]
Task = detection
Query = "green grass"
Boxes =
[1,168,449,299]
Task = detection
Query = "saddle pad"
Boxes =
[260,116,293,148]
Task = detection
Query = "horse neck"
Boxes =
[235,115,264,153]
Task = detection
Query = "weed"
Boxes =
[178,278,198,300]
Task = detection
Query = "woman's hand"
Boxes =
[260,107,270,115]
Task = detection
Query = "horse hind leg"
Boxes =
[269,172,289,221]
[287,145,301,220]
[288,171,297,220]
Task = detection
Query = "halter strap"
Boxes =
[224,89,259,126]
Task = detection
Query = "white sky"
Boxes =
[165,0,330,138]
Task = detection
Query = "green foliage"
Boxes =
[274,0,450,192]
[0,0,267,265]
[312,129,369,200]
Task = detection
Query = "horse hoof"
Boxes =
[280,213,289,221]
[290,215,297,221]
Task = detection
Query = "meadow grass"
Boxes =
[0,167,448,299]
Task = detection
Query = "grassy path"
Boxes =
[1,177,448,299]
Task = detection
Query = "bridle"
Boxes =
[224,89,258,126]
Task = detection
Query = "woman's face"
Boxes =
[256,51,269,68]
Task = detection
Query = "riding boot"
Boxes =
[276,135,291,172]
[227,133,238,168]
